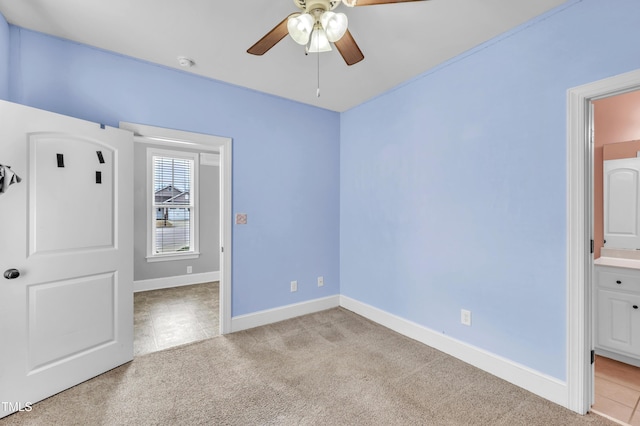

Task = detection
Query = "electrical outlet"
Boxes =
[187,266,193,274]
[290,280,298,292]
[317,276,324,287]
[461,309,471,326]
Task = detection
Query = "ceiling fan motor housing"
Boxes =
[293,0,340,12]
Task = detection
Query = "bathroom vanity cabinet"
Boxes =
[595,264,640,366]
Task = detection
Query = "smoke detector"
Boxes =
[177,57,195,68]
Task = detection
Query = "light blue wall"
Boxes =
[340,0,640,381]
[0,11,9,99]
[7,27,340,316]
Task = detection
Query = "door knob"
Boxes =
[3,269,20,279]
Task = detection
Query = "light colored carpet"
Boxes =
[1,308,614,425]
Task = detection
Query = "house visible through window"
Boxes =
[148,148,199,260]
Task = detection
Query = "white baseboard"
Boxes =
[134,271,220,292]
[339,295,568,408]
[595,347,640,368]
[231,295,340,332]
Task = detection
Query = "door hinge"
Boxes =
[221,246,224,253]
[590,239,594,254]
[591,349,595,364]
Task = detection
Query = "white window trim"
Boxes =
[146,147,200,262]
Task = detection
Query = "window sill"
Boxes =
[146,252,200,263]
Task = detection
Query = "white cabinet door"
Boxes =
[0,100,133,418]
[596,288,640,357]
[604,157,640,249]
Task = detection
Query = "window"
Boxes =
[147,148,199,261]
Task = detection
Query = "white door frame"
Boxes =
[567,69,640,413]
[120,122,233,335]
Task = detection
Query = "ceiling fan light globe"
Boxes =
[320,11,348,42]
[287,13,314,45]
[342,0,357,7]
[306,28,332,53]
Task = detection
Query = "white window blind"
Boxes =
[152,155,194,255]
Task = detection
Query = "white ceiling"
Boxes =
[0,0,567,112]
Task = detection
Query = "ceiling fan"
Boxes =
[247,0,427,66]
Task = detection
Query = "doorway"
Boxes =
[588,90,640,424]
[120,122,233,355]
[567,69,640,415]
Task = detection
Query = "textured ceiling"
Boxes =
[0,0,567,111]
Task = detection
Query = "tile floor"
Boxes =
[133,281,219,356]
[593,355,640,425]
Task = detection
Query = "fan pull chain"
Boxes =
[316,31,320,97]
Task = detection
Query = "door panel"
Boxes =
[0,100,133,419]
[28,272,116,371]
[604,158,640,249]
[30,134,116,253]
[597,288,640,357]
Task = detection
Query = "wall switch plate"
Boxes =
[290,280,298,292]
[461,309,471,326]
[187,266,193,274]
[235,213,247,225]
[317,276,324,287]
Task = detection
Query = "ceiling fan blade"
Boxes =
[247,14,296,56]
[335,29,364,66]
[353,0,426,5]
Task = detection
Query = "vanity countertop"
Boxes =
[594,256,640,270]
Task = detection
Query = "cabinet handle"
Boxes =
[634,305,639,310]
[617,280,622,284]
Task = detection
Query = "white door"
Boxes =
[604,157,640,250]
[0,100,133,418]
